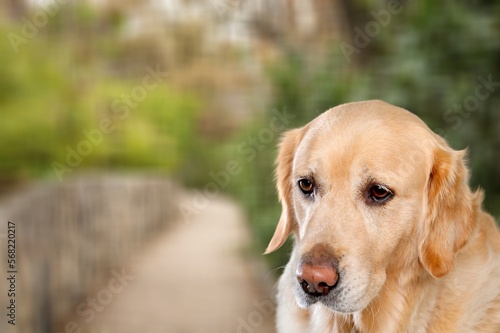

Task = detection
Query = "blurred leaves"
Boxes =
[0,18,201,181]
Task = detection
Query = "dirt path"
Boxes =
[84,195,276,333]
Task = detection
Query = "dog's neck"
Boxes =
[351,268,432,332]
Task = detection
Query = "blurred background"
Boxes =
[0,0,499,332]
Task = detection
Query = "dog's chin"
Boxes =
[293,286,373,314]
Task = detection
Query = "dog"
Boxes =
[265,100,500,332]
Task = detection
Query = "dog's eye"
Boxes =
[369,185,393,204]
[298,179,314,195]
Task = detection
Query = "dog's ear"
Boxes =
[265,128,303,254]
[418,145,482,278]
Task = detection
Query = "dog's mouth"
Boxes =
[295,284,348,310]
[299,279,338,297]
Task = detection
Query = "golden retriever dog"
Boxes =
[265,100,500,332]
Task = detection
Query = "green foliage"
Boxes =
[0,23,201,181]
[207,120,289,267]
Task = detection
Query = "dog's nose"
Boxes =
[296,263,338,296]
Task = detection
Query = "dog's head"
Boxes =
[265,100,481,313]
